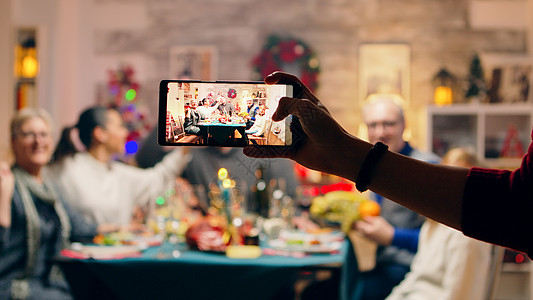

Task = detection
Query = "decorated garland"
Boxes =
[251,35,320,92]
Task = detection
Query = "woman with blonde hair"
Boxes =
[0,108,101,299]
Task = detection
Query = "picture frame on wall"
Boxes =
[481,53,533,104]
[358,43,410,106]
[169,46,217,80]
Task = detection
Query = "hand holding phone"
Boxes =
[158,80,301,147]
[243,72,350,179]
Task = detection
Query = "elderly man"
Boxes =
[216,94,235,117]
[354,95,440,300]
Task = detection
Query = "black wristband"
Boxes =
[356,142,389,192]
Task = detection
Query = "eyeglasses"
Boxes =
[18,131,50,141]
[366,121,399,130]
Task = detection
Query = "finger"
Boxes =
[353,221,368,233]
[360,216,374,223]
[271,97,294,121]
[271,97,323,122]
[264,72,301,86]
[264,72,323,107]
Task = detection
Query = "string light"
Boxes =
[156,196,165,206]
[125,140,138,154]
[218,168,228,180]
[125,89,137,101]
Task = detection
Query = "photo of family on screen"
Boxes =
[165,81,293,147]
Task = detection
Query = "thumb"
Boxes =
[272,97,323,123]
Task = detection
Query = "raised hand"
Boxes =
[0,162,15,227]
[353,216,394,246]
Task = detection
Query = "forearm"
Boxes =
[367,148,468,231]
[0,164,13,228]
[0,203,10,228]
[336,136,467,231]
[0,194,11,228]
[130,147,191,206]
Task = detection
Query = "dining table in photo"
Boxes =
[197,121,247,146]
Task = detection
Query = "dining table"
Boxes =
[55,237,362,300]
[197,121,247,146]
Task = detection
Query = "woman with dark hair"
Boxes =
[0,108,107,299]
[47,106,190,226]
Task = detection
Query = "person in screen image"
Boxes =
[245,105,269,137]
[47,106,190,226]
[217,94,235,117]
[183,99,204,135]
[386,147,494,300]
[0,108,115,300]
[196,98,218,119]
[244,97,259,129]
[244,71,533,261]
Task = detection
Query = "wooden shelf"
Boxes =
[427,103,533,168]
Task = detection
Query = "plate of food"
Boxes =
[267,230,344,254]
[61,243,143,260]
[92,231,163,248]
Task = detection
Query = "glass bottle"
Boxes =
[251,165,270,218]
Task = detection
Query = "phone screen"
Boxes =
[158,80,294,147]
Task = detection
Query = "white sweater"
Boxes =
[386,219,493,300]
[46,149,190,225]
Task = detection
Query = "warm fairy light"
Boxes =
[218,168,228,180]
[257,181,266,191]
[222,178,232,189]
[233,217,243,227]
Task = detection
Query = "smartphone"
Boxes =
[158,79,301,147]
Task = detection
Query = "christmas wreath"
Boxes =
[251,35,320,92]
[227,88,237,99]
